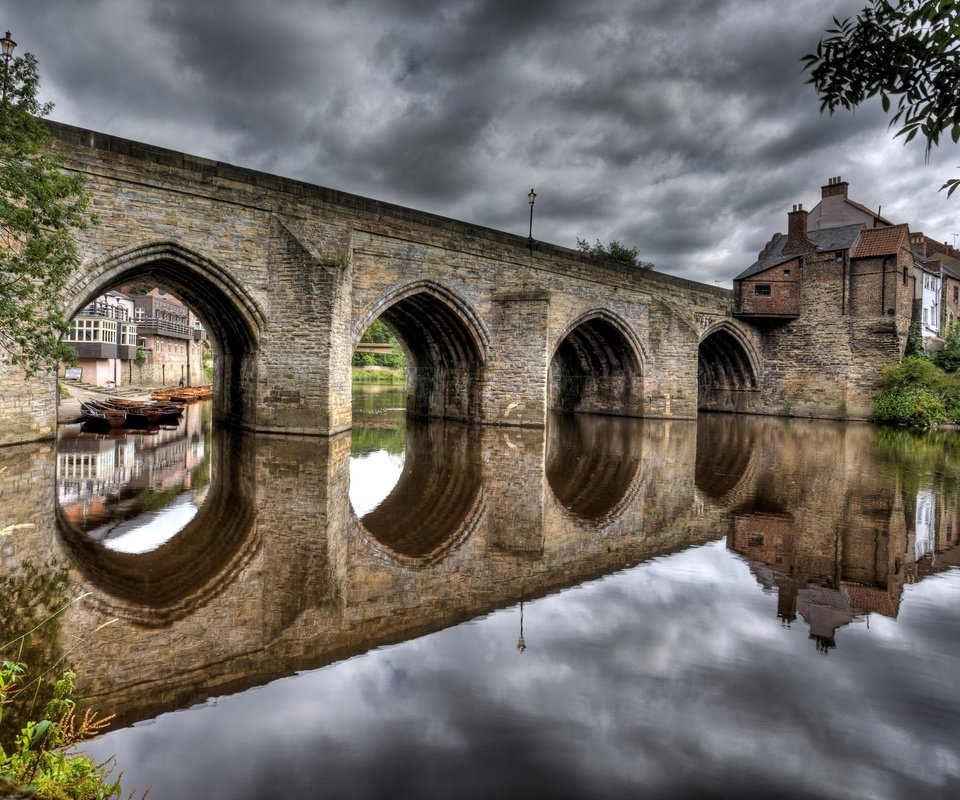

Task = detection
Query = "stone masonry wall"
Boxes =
[0,121,733,444]
[745,252,909,420]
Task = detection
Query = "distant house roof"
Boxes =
[941,263,960,281]
[807,193,894,231]
[853,224,910,258]
[735,224,863,281]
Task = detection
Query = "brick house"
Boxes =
[730,177,920,419]
[130,288,206,386]
[910,233,960,333]
[806,175,892,231]
[734,204,914,326]
[61,290,138,387]
[61,287,208,388]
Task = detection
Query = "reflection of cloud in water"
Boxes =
[84,542,960,800]
[350,450,405,516]
[101,494,200,554]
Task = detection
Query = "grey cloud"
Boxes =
[5,0,955,286]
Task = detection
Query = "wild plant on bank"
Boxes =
[0,665,124,799]
[872,356,960,428]
[0,584,140,799]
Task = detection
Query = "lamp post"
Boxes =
[527,188,537,247]
[1,31,15,104]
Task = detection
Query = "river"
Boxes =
[1,387,959,799]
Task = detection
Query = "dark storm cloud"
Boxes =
[3,0,954,285]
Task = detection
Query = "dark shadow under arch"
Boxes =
[695,414,761,505]
[357,284,486,422]
[546,412,643,522]
[548,312,643,416]
[698,325,759,413]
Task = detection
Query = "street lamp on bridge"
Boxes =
[1,31,15,104]
[527,188,537,244]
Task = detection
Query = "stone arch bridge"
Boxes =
[2,122,763,445]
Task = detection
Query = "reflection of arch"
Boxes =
[695,414,762,506]
[698,322,759,412]
[56,427,260,626]
[546,412,643,522]
[356,282,488,422]
[355,419,483,566]
[548,310,644,416]
[65,242,266,425]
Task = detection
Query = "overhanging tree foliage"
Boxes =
[0,47,92,376]
[575,238,654,270]
[802,0,960,196]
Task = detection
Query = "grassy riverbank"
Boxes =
[352,367,406,384]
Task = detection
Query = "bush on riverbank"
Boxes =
[352,367,406,384]
[872,356,960,428]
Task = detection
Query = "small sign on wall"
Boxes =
[64,367,82,380]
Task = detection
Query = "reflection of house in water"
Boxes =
[57,405,209,540]
[729,485,960,652]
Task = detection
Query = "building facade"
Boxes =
[61,291,137,387]
[730,178,920,419]
[62,288,206,388]
[130,289,206,387]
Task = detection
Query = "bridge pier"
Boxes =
[481,292,551,427]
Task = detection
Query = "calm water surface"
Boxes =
[3,388,960,799]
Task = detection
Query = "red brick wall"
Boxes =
[736,260,801,316]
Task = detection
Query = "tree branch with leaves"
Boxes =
[0,46,94,377]
[802,0,960,195]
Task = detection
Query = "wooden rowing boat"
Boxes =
[80,401,127,428]
[151,385,213,403]
[100,398,183,425]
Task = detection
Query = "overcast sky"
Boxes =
[3,0,957,286]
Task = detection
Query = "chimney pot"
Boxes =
[822,176,849,200]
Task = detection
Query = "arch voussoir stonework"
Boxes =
[698,319,763,412]
[65,240,268,429]
[353,279,490,359]
[68,241,267,342]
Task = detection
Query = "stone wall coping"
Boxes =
[46,119,731,301]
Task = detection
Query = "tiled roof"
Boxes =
[735,224,863,281]
[853,224,909,258]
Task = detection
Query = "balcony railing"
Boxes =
[135,316,192,339]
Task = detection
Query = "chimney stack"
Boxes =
[782,204,813,255]
[787,203,808,244]
[821,175,849,199]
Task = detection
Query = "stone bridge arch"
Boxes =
[548,309,645,416]
[65,241,266,428]
[354,281,489,422]
[697,319,762,413]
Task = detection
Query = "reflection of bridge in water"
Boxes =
[2,413,959,727]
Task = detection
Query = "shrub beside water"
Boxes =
[872,355,960,428]
[873,385,948,428]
